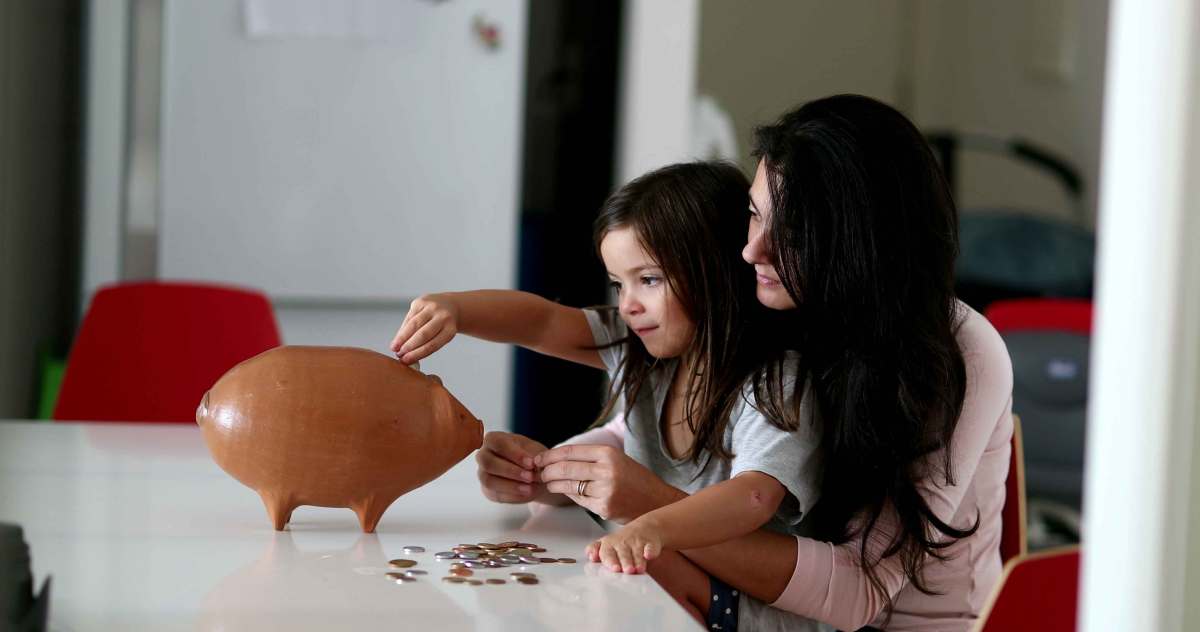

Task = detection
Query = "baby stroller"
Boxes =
[928,131,1093,549]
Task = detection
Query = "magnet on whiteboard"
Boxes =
[473,14,501,51]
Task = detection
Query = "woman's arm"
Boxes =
[682,313,1015,630]
[391,290,602,368]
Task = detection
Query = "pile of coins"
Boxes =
[382,541,576,587]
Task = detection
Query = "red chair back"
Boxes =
[1000,415,1027,564]
[54,281,282,423]
[985,298,1093,335]
[975,546,1080,632]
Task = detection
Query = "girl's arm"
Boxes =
[679,312,1015,630]
[588,472,786,574]
[390,290,602,368]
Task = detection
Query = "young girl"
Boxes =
[389,162,822,630]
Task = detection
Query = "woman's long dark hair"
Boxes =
[592,162,796,462]
[752,94,973,618]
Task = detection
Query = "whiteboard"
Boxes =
[158,0,527,301]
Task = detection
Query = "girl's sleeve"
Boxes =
[770,312,1014,630]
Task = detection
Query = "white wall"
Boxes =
[911,0,1110,225]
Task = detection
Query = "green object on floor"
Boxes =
[36,353,66,420]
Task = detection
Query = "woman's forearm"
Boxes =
[679,528,798,603]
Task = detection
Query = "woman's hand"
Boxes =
[475,431,556,504]
[535,444,687,523]
[390,294,460,364]
[588,516,665,574]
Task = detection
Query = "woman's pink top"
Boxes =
[771,303,1013,631]
[563,303,1013,631]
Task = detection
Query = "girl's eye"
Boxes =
[608,280,622,291]
[640,275,661,287]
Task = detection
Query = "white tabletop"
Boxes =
[0,421,699,631]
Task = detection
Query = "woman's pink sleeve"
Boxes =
[770,314,1014,630]
[556,416,626,450]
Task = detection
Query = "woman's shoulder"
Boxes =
[953,300,1014,410]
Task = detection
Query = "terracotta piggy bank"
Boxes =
[196,345,483,532]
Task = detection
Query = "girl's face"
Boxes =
[743,160,798,310]
[599,227,696,359]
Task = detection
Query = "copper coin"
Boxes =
[486,579,506,585]
[507,548,532,556]
[442,576,466,584]
[498,541,520,548]
[530,547,547,553]
[449,563,466,571]
[457,544,482,550]
[557,558,577,564]
[450,568,474,577]
[385,572,407,581]
[538,557,557,564]
[388,559,417,569]
[517,542,538,549]
[509,572,536,579]
[478,542,502,549]
[467,579,484,586]
[517,577,540,585]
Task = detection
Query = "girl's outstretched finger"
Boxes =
[390,304,431,353]
[400,328,454,364]
[642,541,661,562]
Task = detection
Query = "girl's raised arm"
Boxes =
[390,290,603,369]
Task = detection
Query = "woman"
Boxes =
[477,94,1014,631]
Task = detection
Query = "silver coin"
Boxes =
[484,560,506,568]
[518,556,542,565]
[462,560,487,569]
[498,554,522,564]
[434,551,457,560]
[457,551,482,560]
[402,546,426,554]
[404,569,428,577]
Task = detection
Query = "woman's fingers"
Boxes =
[537,459,597,484]
[476,445,535,483]
[483,431,540,469]
[476,470,534,502]
[534,443,609,468]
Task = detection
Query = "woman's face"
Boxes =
[743,160,797,310]
[600,227,697,359]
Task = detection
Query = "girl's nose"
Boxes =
[619,294,644,317]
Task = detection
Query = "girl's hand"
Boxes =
[390,294,460,364]
[475,431,554,504]
[588,517,665,574]
[535,444,687,523]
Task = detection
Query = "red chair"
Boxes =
[974,546,1080,632]
[54,281,281,423]
[1000,414,1027,564]
[984,298,1092,336]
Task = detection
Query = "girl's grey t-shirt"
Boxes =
[583,306,822,533]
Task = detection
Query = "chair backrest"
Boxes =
[54,281,282,423]
[1000,414,1027,564]
[985,299,1092,509]
[974,546,1080,632]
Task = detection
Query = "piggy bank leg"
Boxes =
[351,496,395,533]
[258,491,297,531]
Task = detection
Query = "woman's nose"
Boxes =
[743,225,770,264]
